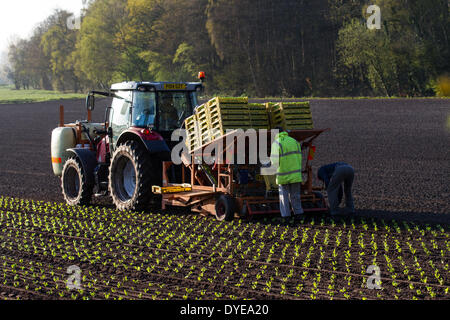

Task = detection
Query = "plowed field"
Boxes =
[0,98,448,300]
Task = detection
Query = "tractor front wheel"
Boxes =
[109,141,154,211]
[61,157,93,206]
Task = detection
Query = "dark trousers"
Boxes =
[327,165,355,213]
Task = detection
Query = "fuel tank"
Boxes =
[51,127,77,176]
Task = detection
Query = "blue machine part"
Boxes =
[238,170,249,185]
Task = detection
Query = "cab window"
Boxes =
[157,92,192,131]
[133,91,156,128]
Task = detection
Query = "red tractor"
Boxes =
[51,77,204,211]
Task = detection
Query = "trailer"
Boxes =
[154,128,329,221]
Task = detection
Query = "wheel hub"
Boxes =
[114,156,137,202]
[64,166,80,199]
[122,159,136,198]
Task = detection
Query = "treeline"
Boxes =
[4,0,449,97]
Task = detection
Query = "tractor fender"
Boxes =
[67,148,98,186]
[117,129,171,160]
[143,140,172,161]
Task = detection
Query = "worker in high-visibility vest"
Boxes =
[270,128,304,222]
[318,162,355,215]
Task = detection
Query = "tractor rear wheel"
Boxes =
[109,141,155,211]
[61,157,93,206]
[215,195,236,221]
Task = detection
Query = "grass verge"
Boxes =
[0,85,85,104]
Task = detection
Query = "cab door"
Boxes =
[109,90,133,151]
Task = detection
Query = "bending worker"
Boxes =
[318,162,355,215]
[270,127,304,221]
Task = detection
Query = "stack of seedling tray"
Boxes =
[195,104,212,146]
[184,98,314,153]
[247,103,271,129]
[184,114,201,152]
[208,97,252,142]
[270,102,313,130]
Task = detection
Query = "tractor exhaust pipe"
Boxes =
[59,105,64,127]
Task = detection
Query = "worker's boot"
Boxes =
[344,197,355,214]
[343,207,355,214]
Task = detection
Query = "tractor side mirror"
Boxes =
[107,127,113,138]
[86,94,95,111]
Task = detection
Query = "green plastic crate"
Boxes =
[269,102,313,130]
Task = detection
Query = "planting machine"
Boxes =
[51,73,329,220]
[155,97,329,220]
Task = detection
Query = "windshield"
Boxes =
[132,91,156,128]
[157,92,192,131]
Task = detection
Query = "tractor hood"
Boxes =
[126,127,164,141]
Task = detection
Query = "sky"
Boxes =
[0,0,85,54]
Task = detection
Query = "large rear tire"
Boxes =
[61,157,93,206]
[109,141,155,211]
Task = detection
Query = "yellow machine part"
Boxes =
[152,184,192,194]
[263,175,278,191]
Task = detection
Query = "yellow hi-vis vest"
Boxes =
[270,132,303,185]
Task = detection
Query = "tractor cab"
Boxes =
[107,81,203,150]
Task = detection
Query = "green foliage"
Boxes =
[337,20,398,96]
[335,0,449,97]
[4,0,450,97]
[41,11,81,92]
[75,0,128,88]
